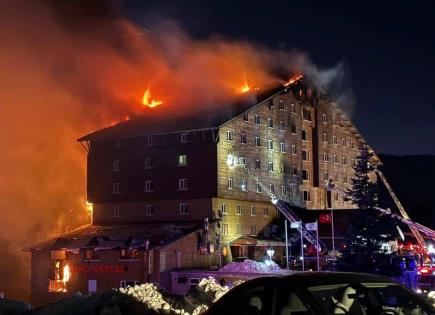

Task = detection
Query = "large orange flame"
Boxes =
[283,74,304,87]
[142,88,163,108]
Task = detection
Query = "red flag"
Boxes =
[319,213,332,223]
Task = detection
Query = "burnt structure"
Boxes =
[27,77,373,305]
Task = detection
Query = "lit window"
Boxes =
[302,169,309,181]
[221,203,227,214]
[240,133,247,144]
[251,225,257,235]
[241,180,247,192]
[179,203,189,215]
[254,115,260,124]
[280,142,285,152]
[323,132,327,142]
[323,153,329,162]
[145,157,153,169]
[145,205,154,216]
[113,183,121,194]
[279,121,285,131]
[113,160,121,171]
[302,150,310,161]
[147,136,154,145]
[178,178,188,190]
[180,133,190,143]
[222,224,229,235]
[268,118,273,128]
[322,113,327,123]
[178,154,187,166]
[268,139,273,150]
[302,130,308,141]
[255,159,261,169]
[227,130,233,141]
[268,161,274,172]
[278,100,285,110]
[243,113,249,121]
[291,103,296,113]
[250,206,256,216]
[227,178,233,190]
[256,182,262,193]
[303,190,311,202]
[291,145,296,155]
[113,206,121,217]
[145,181,154,192]
[255,136,261,147]
[236,204,242,215]
[114,139,121,149]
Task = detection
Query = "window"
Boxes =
[302,169,310,181]
[84,249,96,260]
[239,156,246,165]
[292,165,298,176]
[323,153,329,162]
[342,156,347,165]
[333,136,337,144]
[113,183,121,194]
[147,136,154,145]
[281,164,289,174]
[241,180,247,192]
[323,132,327,142]
[250,206,256,216]
[227,130,233,141]
[269,184,275,193]
[342,138,347,146]
[333,155,338,164]
[120,281,139,289]
[145,205,154,216]
[113,160,121,171]
[236,204,242,215]
[221,203,228,214]
[278,100,285,110]
[302,129,308,141]
[145,181,154,192]
[263,207,269,216]
[227,178,233,190]
[323,172,329,181]
[268,139,273,150]
[178,178,188,190]
[255,136,261,146]
[180,133,189,143]
[113,206,121,217]
[178,154,187,166]
[334,173,339,182]
[256,182,262,193]
[179,203,189,215]
[302,150,310,161]
[144,157,153,169]
[88,280,97,293]
[254,114,260,124]
[267,118,273,128]
[291,103,296,113]
[290,124,296,134]
[251,225,257,235]
[281,185,287,195]
[303,190,311,202]
[291,145,296,155]
[268,161,274,172]
[302,108,312,121]
[222,224,229,235]
[240,133,247,144]
[280,142,285,152]
[279,121,285,131]
[243,113,249,121]
[255,159,261,169]
[114,139,121,149]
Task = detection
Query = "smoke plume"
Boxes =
[0,0,345,301]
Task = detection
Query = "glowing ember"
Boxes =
[142,88,163,108]
[283,74,304,87]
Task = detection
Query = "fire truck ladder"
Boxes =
[236,162,321,249]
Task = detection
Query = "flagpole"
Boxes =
[331,208,335,258]
[300,222,305,271]
[316,220,320,271]
[285,220,289,270]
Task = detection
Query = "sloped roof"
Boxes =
[78,86,285,142]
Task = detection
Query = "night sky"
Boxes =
[123,0,435,155]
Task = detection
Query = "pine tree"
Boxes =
[345,145,378,209]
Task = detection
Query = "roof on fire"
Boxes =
[23,222,203,252]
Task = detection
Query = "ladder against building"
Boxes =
[227,154,321,248]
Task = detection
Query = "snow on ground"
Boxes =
[219,259,282,273]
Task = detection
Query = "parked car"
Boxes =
[205,272,434,315]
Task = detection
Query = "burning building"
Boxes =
[26,76,372,305]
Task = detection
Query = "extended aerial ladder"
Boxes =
[227,154,322,249]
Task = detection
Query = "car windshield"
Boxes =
[307,282,433,315]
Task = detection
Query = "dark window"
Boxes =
[302,169,309,181]
[302,130,308,141]
[241,133,247,144]
[255,115,260,124]
[267,118,273,128]
[255,159,261,169]
[243,113,249,121]
[278,100,285,110]
[255,136,261,146]
[302,108,312,121]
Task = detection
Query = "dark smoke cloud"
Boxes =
[0,0,347,301]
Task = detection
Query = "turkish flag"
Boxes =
[319,213,332,223]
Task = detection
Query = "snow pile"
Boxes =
[220,259,282,273]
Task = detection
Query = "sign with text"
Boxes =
[70,264,125,274]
